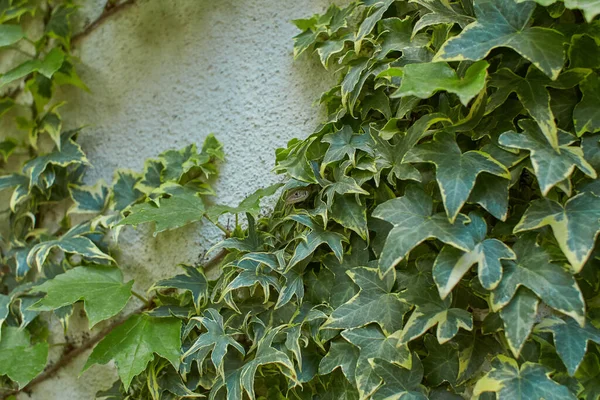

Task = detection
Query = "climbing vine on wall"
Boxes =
[3,0,600,399]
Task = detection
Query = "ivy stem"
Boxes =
[131,290,151,306]
[213,221,231,237]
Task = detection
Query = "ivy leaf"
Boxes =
[318,339,359,383]
[488,67,590,149]
[370,357,427,400]
[83,314,182,390]
[372,185,475,275]
[575,352,600,399]
[490,235,585,326]
[405,132,510,222]
[321,125,373,167]
[223,259,279,302]
[68,181,109,214]
[514,192,600,273]
[433,213,516,298]
[499,288,539,358]
[574,73,600,136]
[499,119,596,195]
[27,224,114,270]
[392,60,488,106]
[399,286,473,345]
[536,316,600,376]
[0,326,48,388]
[354,0,395,53]
[322,267,410,334]
[0,24,24,47]
[342,325,412,398]
[182,309,245,377]
[411,0,475,35]
[150,265,209,313]
[0,48,65,88]
[331,194,368,240]
[0,294,9,340]
[118,193,206,236]
[434,0,565,80]
[111,170,143,211]
[207,183,282,222]
[240,327,296,400]
[473,355,577,400]
[30,266,133,328]
[288,214,346,268]
[422,334,459,387]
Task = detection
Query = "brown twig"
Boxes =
[72,0,137,45]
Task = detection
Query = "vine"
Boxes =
[2,0,600,399]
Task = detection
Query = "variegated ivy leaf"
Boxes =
[434,0,565,80]
[24,134,88,189]
[411,0,475,36]
[0,173,28,191]
[341,325,412,398]
[150,265,208,313]
[514,192,600,273]
[27,223,114,270]
[287,214,346,269]
[376,16,430,60]
[575,352,600,399]
[404,132,510,222]
[182,309,245,378]
[399,285,473,345]
[370,357,427,400]
[490,234,585,327]
[0,47,65,88]
[135,159,164,194]
[536,316,600,376]
[574,72,600,136]
[488,67,590,149]
[30,265,133,328]
[222,259,279,302]
[68,181,109,214]
[433,213,515,298]
[0,326,48,388]
[331,193,369,240]
[321,125,373,167]
[84,314,181,390]
[473,355,576,400]
[499,287,539,358]
[372,185,475,275]
[206,183,282,222]
[354,0,395,53]
[322,267,410,334]
[240,327,295,400]
[318,339,359,383]
[521,0,600,22]
[118,192,206,236]
[499,119,596,195]
[0,294,8,340]
[390,60,488,106]
[422,334,459,387]
[111,169,143,212]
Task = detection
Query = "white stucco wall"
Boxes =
[18,0,337,398]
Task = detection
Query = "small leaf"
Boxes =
[30,266,133,328]
[69,181,109,214]
[319,339,359,383]
[112,170,143,211]
[321,125,373,167]
[83,314,182,390]
[288,214,346,268]
[499,288,539,358]
[0,326,48,388]
[206,183,282,222]
[574,73,600,136]
[371,357,427,400]
[151,265,209,313]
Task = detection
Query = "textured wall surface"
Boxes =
[19,0,336,398]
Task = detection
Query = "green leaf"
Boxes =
[331,194,368,240]
[30,266,133,328]
[422,334,459,387]
[392,60,488,106]
[514,192,600,273]
[150,265,208,313]
[488,67,589,149]
[321,125,373,167]
[355,0,395,53]
[434,0,565,79]
[288,214,346,268]
[404,132,510,222]
[118,193,206,236]
[182,309,245,377]
[223,259,280,301]
[112,170,143,211]
[319,339,359,383]
[371,357,427,400]
[473,355,577,400]
[574,73,600,136]
[411,0,475,35]
[575,352,600,399]
[69,181,109,214]
[28,224,114,270]
[490,235,585,326]
[83,314,182,390]
[0,326,48,388]
[0,294,9,340]
[433,213,515,297]
[0,24,24,47]
[536,316,600,376]
[323,267,410,334]
[499,288,539,357]
[563,0,600,22]
[0,48,65,88]
[399,286,473,345]
[499,119,596,195]
[372,185,475,275]
[206,183,282,222]
[342,325,412,398]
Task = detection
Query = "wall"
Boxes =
[19,0,337,398]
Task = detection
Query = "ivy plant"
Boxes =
[2,0,600,399]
